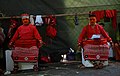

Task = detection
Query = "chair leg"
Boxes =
[33,63,38,72]
[13,62,19,73]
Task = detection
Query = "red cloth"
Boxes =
[45,15,57,38]
[14,40,39,48]
[78,24,112,45]
[12,46,39,62]
[83,44,109,60]
[46,26,57,38]
[10,24,42,48]
[105,10,117,30]
[92,10,104,22]
[92,10,117,30]
[41,56,50,63]
[82,39,107,46]
[45,15,56,27]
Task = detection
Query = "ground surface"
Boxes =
[4,61,120,76]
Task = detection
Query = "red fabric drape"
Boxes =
[105,10,117,31]
[45,15,57,38]
[46,26,57,38]
[91,10,117,30]
[92,10,104,22]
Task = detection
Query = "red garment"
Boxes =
[45,15,57,38]
[45,15,56,27]
[92,10,104,22]
[106,10,117,30]
[91,10,117,30]
[78,24,112,45]
[10,24,42,48]
[83,44,109,60]
[12,46,39,62]
[82,39,108,46]
[46,26,57,38]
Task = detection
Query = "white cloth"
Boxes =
[5,50,14,71]
[91,34,100,39]
[81,48,94,67]
[107,42,114,57]
[30,15,34,25]
[35,15,43,26]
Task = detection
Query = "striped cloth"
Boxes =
[12,46,39,62]
[83,44,109,60]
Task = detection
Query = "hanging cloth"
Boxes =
[105,10,117,31]
[35,15,43,26]
[92,10,104,22]
[45,15,57,38]
[30,15,34,25]
[46,26,57,38]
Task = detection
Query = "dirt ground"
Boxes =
[4,60,120,76]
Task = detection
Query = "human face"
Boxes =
[22,18,30,25]
[89,17,97,26]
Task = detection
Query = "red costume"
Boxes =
[9,14,42,72]
[78,14,112,68]
[10,24,42,48]
[78,23,112,45]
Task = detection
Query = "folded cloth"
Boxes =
[35,15,43,26]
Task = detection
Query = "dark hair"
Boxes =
[89,14,96,17]
[99,23,105,27]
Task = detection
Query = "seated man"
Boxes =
[78,14,112,69]
[9,14,43,48]
[8,14,43,72]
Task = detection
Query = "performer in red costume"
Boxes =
[9,14,43,48]
[78,14,112,69]
[8,14,43,72]
[78,15,112,46]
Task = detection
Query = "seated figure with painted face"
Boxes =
[9,14,43,48]
[8,14,43,72]
[78,14,112,69]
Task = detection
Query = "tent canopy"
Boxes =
[0,0,119,16]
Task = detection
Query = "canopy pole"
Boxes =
[0,10,119,19]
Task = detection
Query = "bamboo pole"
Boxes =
[0,10,119,19]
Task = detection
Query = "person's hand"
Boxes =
[77,42,82,52]
[77,42,81,47]
[8,42,14,49]
[38,40,43,48]
[40,40,43,45]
